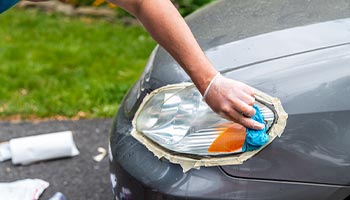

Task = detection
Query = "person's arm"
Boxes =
[109,0,264,130]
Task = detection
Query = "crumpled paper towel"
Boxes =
[0,179,49,200]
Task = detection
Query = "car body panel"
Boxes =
[221,44,350,185]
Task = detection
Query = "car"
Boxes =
[109,0,350,199]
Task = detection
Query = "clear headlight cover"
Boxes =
[135,84,275,156]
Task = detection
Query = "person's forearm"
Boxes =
[109,0,217,94]
[109,0,264,130]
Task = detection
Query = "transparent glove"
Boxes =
[203,73,265,130]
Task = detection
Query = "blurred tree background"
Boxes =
[172,0,213,16]
[0,0,213,121]
[64,0,212,16]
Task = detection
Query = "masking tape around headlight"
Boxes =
[131,82,288,172]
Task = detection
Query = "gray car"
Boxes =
[109,1,350,199]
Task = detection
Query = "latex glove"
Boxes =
[203,74,265,130]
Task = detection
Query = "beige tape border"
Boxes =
[131,83,288,172]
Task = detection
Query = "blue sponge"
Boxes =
[242,104,269,152]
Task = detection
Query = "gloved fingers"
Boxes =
[220,107,264,130]
[238,99,256,117]
[242,84,255,96]
[228,97,256,117]
[239,93,255,106]
[240,115,265,130]
[215,77,256,116]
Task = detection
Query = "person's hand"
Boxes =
[203,74,265,130]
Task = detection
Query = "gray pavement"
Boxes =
[0,119,113,200]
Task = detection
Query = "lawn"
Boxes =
[0,8,156,119]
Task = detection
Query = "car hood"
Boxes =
[145,0,350,87]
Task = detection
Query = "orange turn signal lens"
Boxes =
[208,123,246,153]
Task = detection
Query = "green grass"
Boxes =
[0,8,156,119]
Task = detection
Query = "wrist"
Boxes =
[202,72,221,100]
[189,64,218,95]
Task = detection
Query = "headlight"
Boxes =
[131,83,287,171]
[136,83,275,155]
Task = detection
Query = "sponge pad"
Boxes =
[243,104,269,152]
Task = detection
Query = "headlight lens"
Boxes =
[135,84,274,156]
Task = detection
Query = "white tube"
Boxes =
[9,131,79,165]
[0,142,11,162]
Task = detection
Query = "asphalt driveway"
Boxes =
[0,119,113,200]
